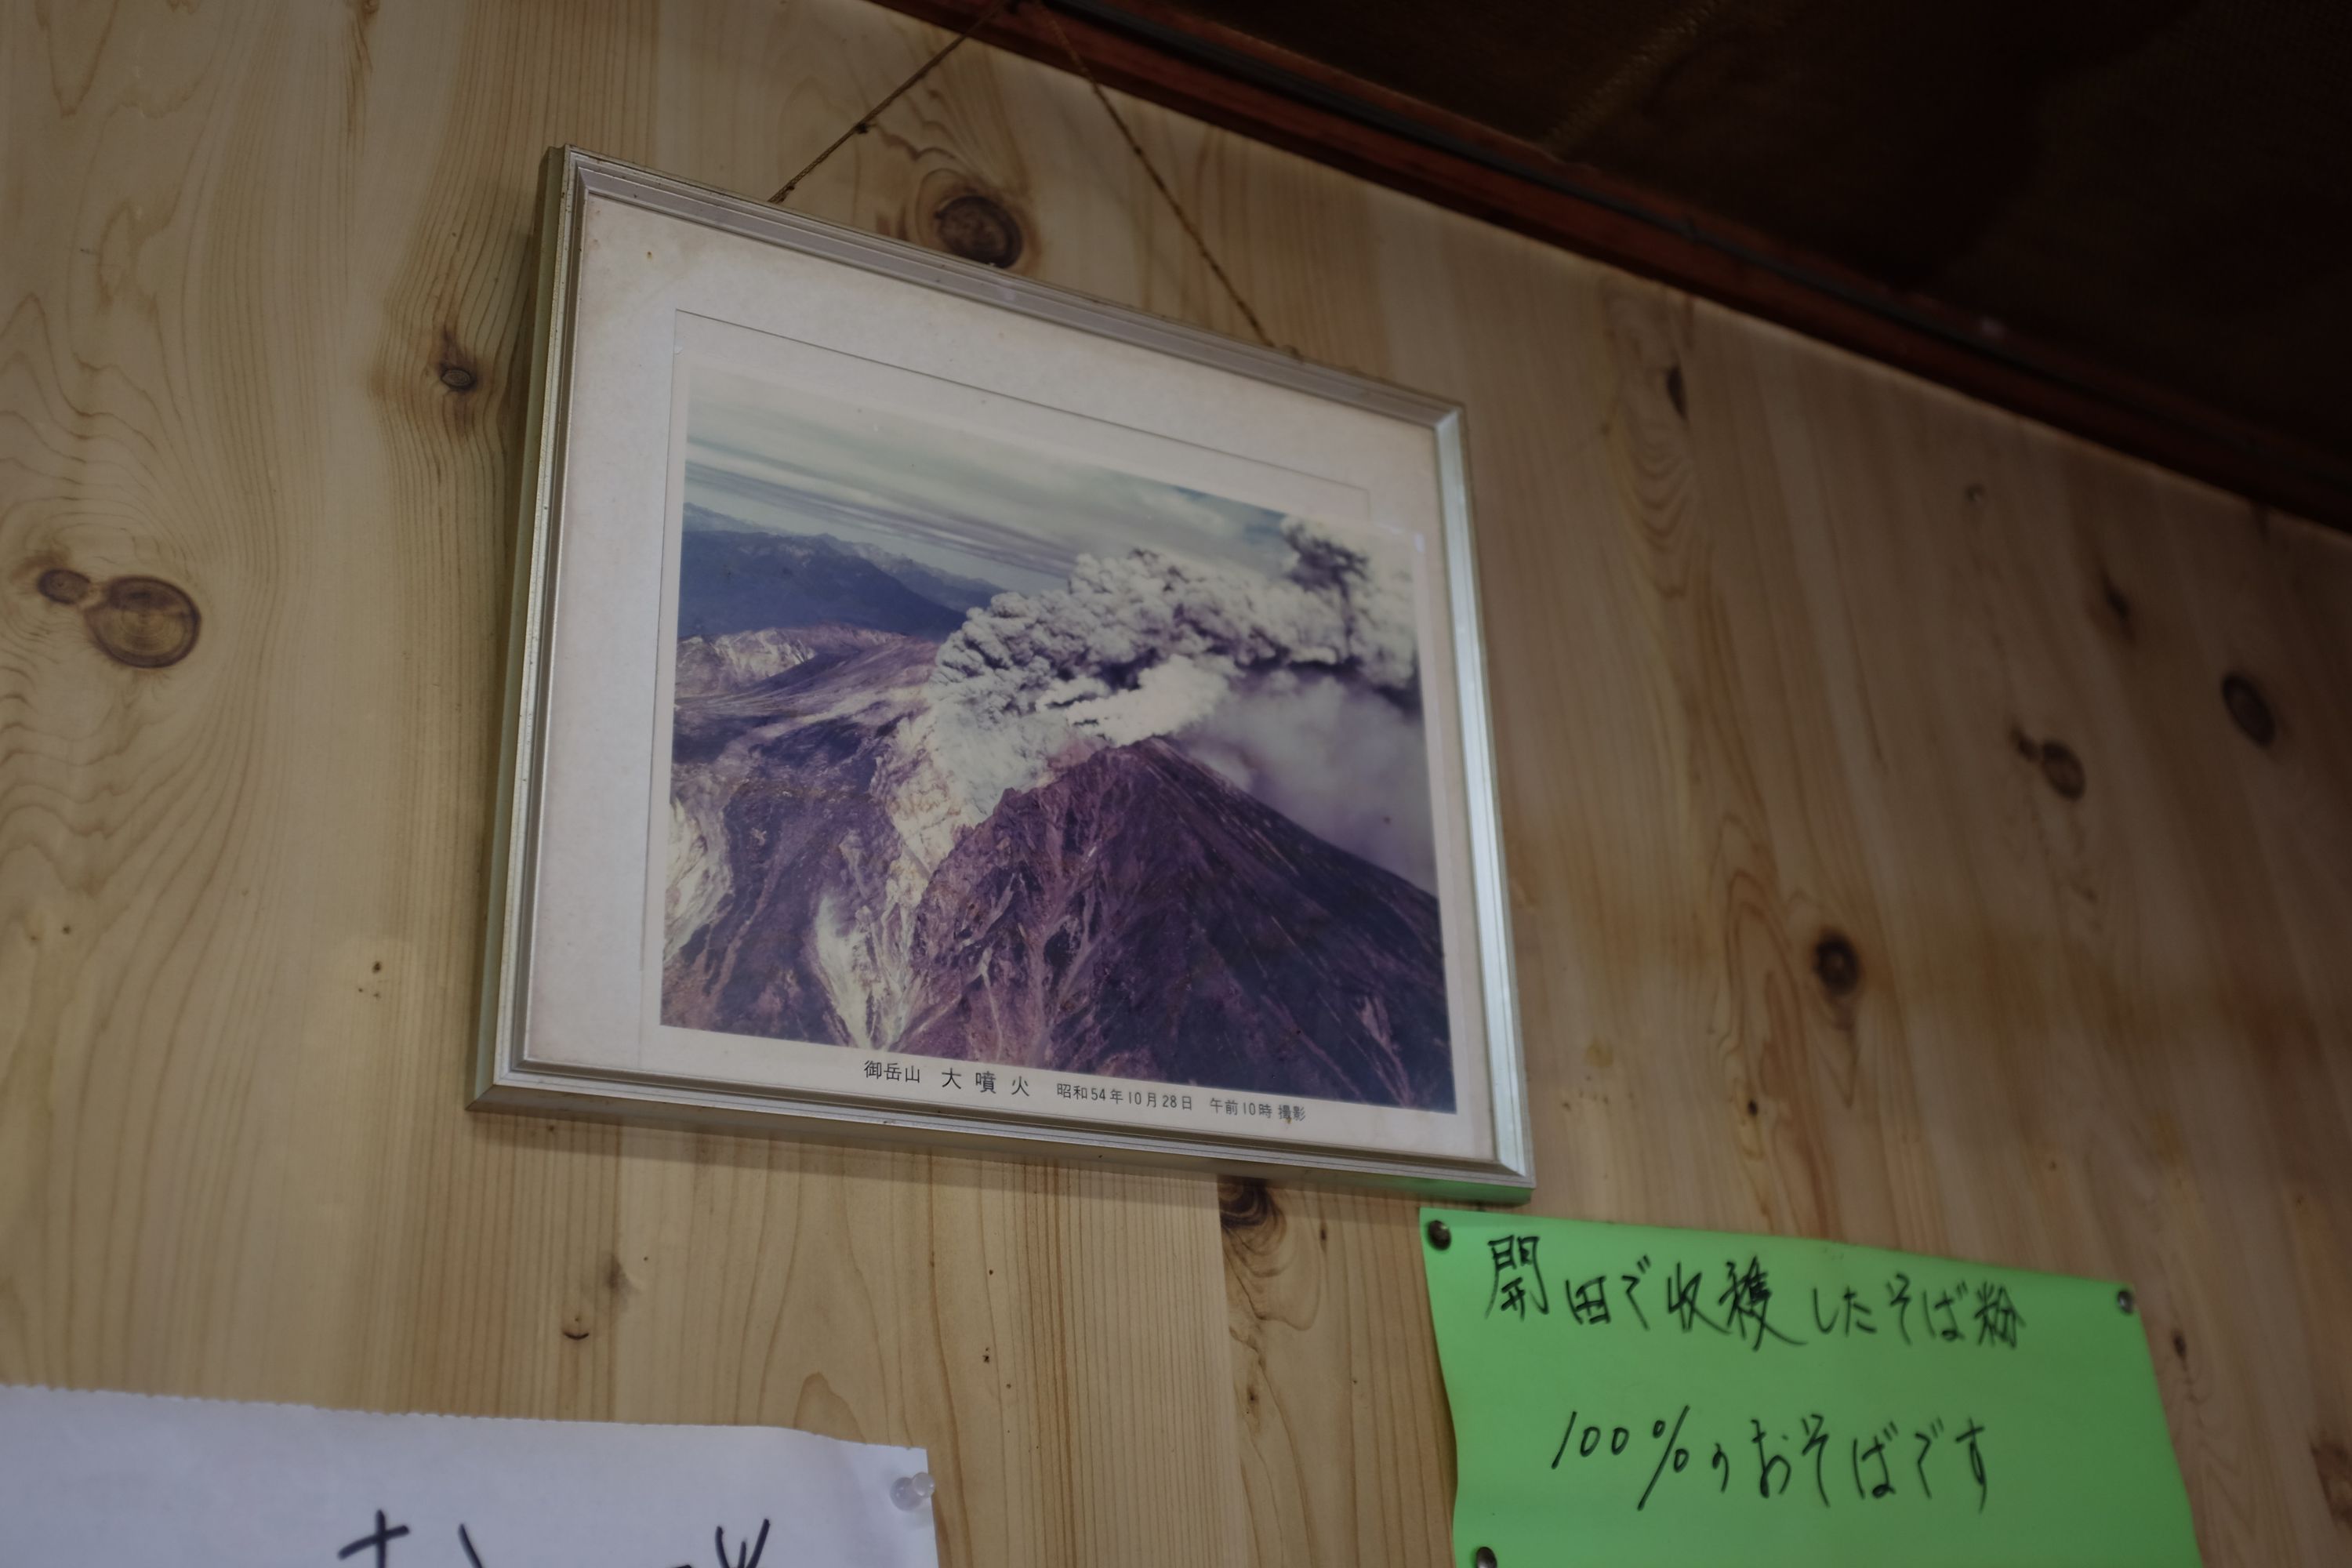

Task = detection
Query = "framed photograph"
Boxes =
[474,147,1531,1196]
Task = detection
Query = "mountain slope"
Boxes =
[672,622,922,700]
[664,648,1456,1109]
[895,739,1453,1109]
[664,634,938,1041]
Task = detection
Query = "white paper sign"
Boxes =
[0,1385,939,1567]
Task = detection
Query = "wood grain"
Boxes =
[3,2,2348,1563]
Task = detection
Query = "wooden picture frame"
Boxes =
[473,147,1532,1197]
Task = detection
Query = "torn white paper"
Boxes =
[0,1385,938,1567]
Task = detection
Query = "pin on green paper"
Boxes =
[1421,1210,2199,1567]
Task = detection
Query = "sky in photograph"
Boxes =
[682,367,1296,595]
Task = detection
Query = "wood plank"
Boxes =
[2,2,2347,1564]
[862,0,2352,528]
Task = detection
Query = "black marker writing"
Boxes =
[1621,1257,1652,1330]
[1799,1414,1830,1506]
[1487,1234,1548,1319]
[339,1512,411,1567]
[1544,1407,1992,1515]
[1957,1417,1989,1512]
[715,1519,770,1568]
[335,1512,768,1566]
[1635,1406,1690,1511]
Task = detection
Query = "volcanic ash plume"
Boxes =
[894,516,1435,887]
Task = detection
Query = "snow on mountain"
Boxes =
[663,633,938,1046]
[673,627,820,699]
[829,539,1004,617]
[673,623,907,699]
[665,786,731,966]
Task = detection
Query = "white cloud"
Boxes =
[684,368,1292,593]
[1178,670,1436,892]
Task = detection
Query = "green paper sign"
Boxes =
[1421,1210,2199,1567]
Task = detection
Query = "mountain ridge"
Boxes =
[679,506,1004,639]
[898,737,1454,1108]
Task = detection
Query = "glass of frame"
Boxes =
[474,149,1530,1197]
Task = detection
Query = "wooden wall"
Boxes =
[5,2,2349,1563]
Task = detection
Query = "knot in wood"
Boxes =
[436,327,480,392]
[1812,932,1862,1000]
[1218,1175,1279,1235]
[932,193,1024,269]
[2097,569,2134,639]
[87,575,200,668]
[37,567,92,604]
[2313,1439,2352,1530]
[2037,739,2086,800]
[2221,672,2276,748]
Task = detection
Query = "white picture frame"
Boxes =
[474,147,1531,1198]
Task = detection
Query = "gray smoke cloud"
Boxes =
[915,517,1436,890]
[1177,670,1435,891]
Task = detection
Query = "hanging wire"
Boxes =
[771,0,1018,203]
[1029,3,1279,350]
[771,0,1285,353]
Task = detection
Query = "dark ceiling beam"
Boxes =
[862,0,2352,526]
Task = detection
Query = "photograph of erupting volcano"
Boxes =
[660,369,1454,1112]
